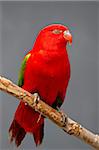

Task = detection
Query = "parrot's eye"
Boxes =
[52,29,62,34]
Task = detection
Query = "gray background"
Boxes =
[0,1,98,150]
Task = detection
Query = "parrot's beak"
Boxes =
[63,30,72,45]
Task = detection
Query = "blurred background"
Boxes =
[0,1,98,150]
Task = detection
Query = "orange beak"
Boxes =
[63,30,72,45]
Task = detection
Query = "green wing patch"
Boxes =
[18,53,31,87]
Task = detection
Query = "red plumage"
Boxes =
[9,24,72,147]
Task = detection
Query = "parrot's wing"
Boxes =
[18,53,31,87]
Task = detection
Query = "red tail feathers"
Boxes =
[32,120,44,146]
[9,102,44,147]
[9,119,26,147]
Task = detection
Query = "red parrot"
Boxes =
[9,24,72,147]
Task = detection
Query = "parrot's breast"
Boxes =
[23,49,70,105]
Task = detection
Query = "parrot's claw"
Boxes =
[33,93,42,123]
[34,93,40,104]
[32,93,40,110]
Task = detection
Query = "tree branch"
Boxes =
[0,75,99,149]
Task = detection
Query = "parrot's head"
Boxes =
[34,24,72,51]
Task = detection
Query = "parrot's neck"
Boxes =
[33,44,68,57]
[32,44,68,63]
[31,40,69,66]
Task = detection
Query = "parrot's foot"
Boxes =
[57,107,67,127]
[33,93,42,123]
[24,93,40,107]
[34,93,40,103]
[32,93,40,108]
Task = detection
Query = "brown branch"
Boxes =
[0,75,99,149]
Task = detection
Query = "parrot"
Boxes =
[9,24,72,147]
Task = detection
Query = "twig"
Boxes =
[0,75,99,149]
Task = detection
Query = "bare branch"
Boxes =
[0,75,99,149]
